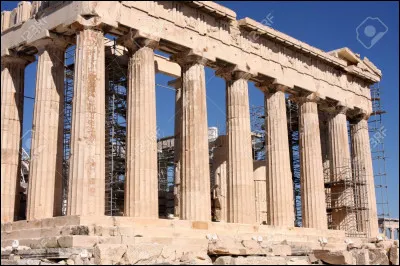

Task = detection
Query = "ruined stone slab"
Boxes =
[93,244,127,265]
[313,249,354,265]
[270,244,292,257]
[214,256,287,265]
[389,247,399,265]
[350,248,370,265]
[368,248,390,265]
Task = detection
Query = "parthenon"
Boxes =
[1,1,397,265]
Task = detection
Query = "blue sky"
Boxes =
[2,2,398,218]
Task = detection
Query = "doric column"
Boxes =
[253,161,267,224]
[212,135,228,222]
[1,54,32,222]
[1,54,34,222]
[67,28,105,216]
[119,34,159,218]
[26,38,67,220]
[295,94,327,229]
[169,78,182,218]
[261,85,294,227]
[350,114,379,237]
[172,52,211,221]
[319,111,331,183]
[390,228,395,240]
[224,71,255,224]
[326,105,356,232]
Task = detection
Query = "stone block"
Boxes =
[208,237,244,256]
[308,253,319,264]
[285,256,310,265]
[213,256,235,265]
[122,243,164,265]
[270,244,292,256]
[20,237,59,249]
[93,244,127,265]
[369,248,389,265]
[376,240,393,251]
[57,236,99,248]
[290,243,313,255]
[41,228,63,238]
[2,228,42,240]
[313,249,354,265]
[235,256,287,265]
[389,247,399,265]
[362,243,377,249]
[97,236,122,245]
[192,221,209,230]
[350,248,370,265]
[179,251,212,265]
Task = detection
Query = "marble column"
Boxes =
[253,161,267,224]
[173,54,211,221]
[26,39,66,220]
[390,228,395,240]
[225,73,256,224]
[297,95,327,229]
[350,114,379,237]
[263,86,294,227]
[327,106,356,232]
[1,55,32,223]
[319,111,331,183]
[67,28,106,216]
[124,38,158,218]
[212,135,228,222]
[170,78,182,218]
[319,110,331,225]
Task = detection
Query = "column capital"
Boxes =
[32,36,70,54]
[215,65,253,81]
[348,109,370,124]
[170,49,208,67]
[1,53,35,67]
[117,30,159,53]
[255,81,288,94]
[168,78,182,89]
[289,92,321,105]
[319,101,349,116]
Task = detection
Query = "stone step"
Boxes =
[1,224,347,248]
[0,248,92,260]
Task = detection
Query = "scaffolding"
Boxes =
[286,99,302,227]
[324,160,368,237]
[35,43,388,233]
[157,136,176,217]
[250,100,302,227]
[104,38,127,216]
[250,105,265,160]
[62,45,75,215]
[368,85,390,221]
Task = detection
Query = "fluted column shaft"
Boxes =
[212,135,228,222]
[264,89,294,227]
[327,108,356,232]
[298,99,327,229]
[26,40,65,220]
[226,77,256,224]
[179,60,211,221]
[319,111,331,224]
[67,28,105,216]
[319,111,331,182]
[253,161,267,224]
[172,79,182,218]
[125,46,158,218]
[1,56,30,223]
[350,117,379,237]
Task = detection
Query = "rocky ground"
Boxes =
[1,237,398,265]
